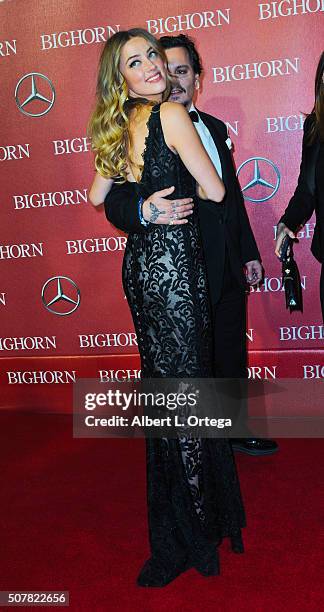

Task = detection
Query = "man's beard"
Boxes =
[169,86,189,106]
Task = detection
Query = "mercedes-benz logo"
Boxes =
[41,276,80,316]
[15,72,55,117]
[236,157,280,202]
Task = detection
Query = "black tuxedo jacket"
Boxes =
[280,113,323,263]
[104,109,260,304]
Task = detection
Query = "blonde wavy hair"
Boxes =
[88,28,171,182]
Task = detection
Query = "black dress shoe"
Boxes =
[231,438,279,456]
[136,556,192,587]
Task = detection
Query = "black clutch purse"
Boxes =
[280,236,303,313]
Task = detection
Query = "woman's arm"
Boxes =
[160,102,225,203]
[279,116,316,231]
[89,172,114,207]
[275,114,316,257]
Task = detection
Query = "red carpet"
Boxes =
[1,412,323,611]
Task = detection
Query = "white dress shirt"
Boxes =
[189,103,232,180]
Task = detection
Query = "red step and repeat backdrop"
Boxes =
[1,0,323,411]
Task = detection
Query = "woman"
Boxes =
[88,29,245,587]
[275,51,324,320]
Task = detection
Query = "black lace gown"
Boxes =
[122,103,245,579]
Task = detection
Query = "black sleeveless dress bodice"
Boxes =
[122,104,245,579]
[123,103,211,378]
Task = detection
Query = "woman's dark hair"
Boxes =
[159,34,202,75]
[308,51,324,143]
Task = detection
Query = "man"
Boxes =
[104,34,278,455]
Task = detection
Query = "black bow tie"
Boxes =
[189,110,199,123]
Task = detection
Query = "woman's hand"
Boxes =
[275,222,296,258]
[142,186,194,225]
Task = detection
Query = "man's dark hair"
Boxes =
[159,34,202,75]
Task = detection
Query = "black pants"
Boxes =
[212,251,247,378]
[212,251,248,434]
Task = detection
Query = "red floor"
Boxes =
[1,411,323,611]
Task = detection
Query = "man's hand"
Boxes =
[142,186,194,225]
[245,260,263,286]
[275,222,296,258]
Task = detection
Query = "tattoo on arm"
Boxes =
[149,202,165,223]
